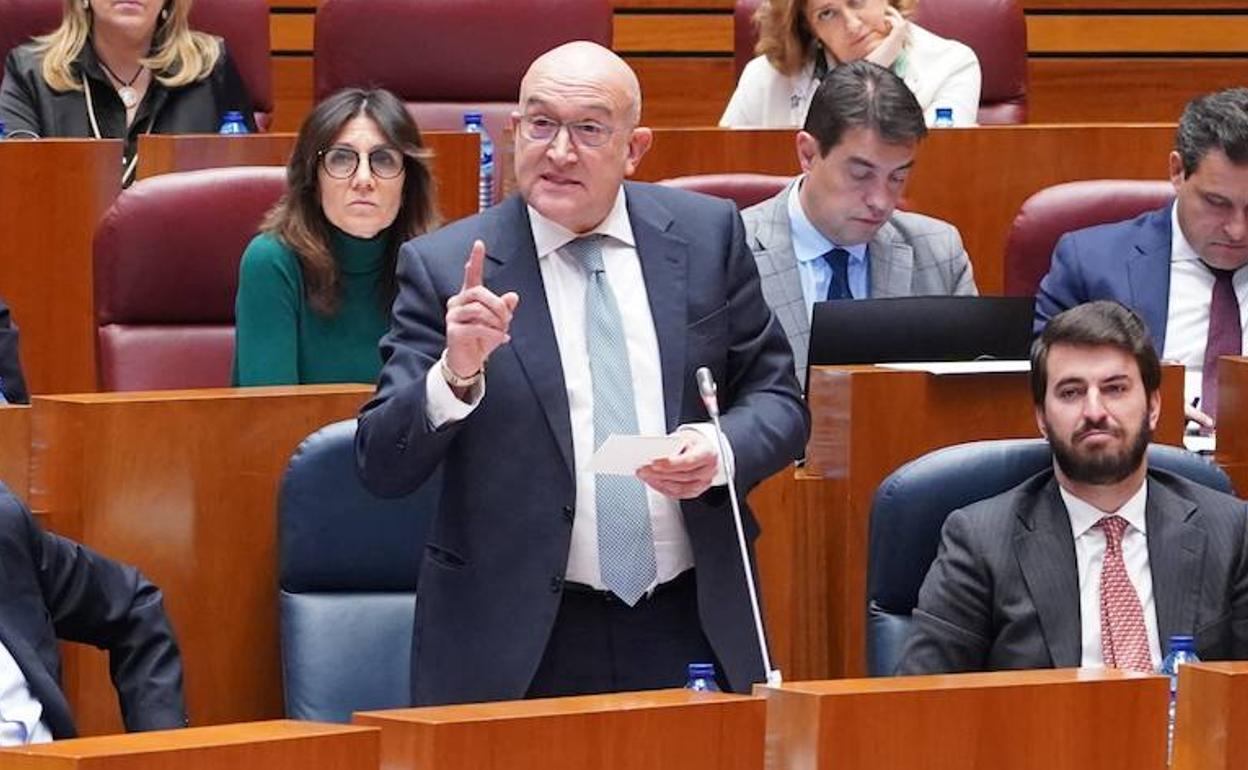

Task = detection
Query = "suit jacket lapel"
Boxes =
[484,196,575,476]
[626,184,688,431]
[753,183,809,344]
[867,220,914,298]
[1127,205,1175,350]
[1145,476,1204,648]
[1014,479,1083,667]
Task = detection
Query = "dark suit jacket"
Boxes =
[0,484,186,737]
[897,468,1248,674]
[1033,204,1173,346]
[0,298,29,403]
[356,182,809,705]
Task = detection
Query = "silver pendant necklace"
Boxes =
[97,56,144,109]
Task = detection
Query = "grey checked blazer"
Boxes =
[741,179,977,381]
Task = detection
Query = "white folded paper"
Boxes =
[590,434,683,476]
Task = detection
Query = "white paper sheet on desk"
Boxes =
[591,434,683,475]
[876,360,1031,375]
[1183,433,1216,454]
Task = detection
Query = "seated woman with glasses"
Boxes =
[233,88,437,386]
[0,0,255,186]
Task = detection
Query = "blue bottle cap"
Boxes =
[687,662,716,678]
[1169,634,1196,652]
[935,107,953,119]
[463,111,484,125]
[222,110,245,123]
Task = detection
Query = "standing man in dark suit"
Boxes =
[0,483,186,744]
[742,61,977,382]
[898,301,1248,675]
[356,42,808,705]
[1035,87,1248,430]
[0,297,29,403]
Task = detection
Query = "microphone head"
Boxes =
[695,367,716,399]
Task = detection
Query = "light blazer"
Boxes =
[0,484,187,738]
[356,183,809,705]
[897,468,1248,675]
[741,180,978,379]
[1034,204,1173,348]
[0,298,29,403]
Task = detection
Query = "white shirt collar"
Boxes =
[527,187,636,259]
[1061,476,1149,539]
[786,176,868,266]
[1170,200,1203,265]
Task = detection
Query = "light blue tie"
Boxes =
[565,235,657,606]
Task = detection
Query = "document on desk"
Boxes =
[876,360,1031,375]
[591,434,683,475]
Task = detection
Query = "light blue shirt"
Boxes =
[787,178,869,320]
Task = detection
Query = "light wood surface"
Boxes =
[28,386,372,734]
[759,669,1169,769]
[1214,356,1248,496]
[0,405,30,501]
[0,720,378,770]
[0,141,121,396]
[632,125,1177,296]
[1028,14,1248,52]
[788,364,1185,679]
[1173,662,1248,770]
[354,689,765,770]
[613,15,733,53]
[136,131,481,224]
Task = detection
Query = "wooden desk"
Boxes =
[0,719,378,770]
[354,689,765,770]
[137,131,481,223]
[28,385,371,734]
[1214,356,1248,495]
[1173,662,1248,770]
[0,140,121,396]
[754,364,1185,680]
[632,125,1177,294]
[0,404,30,500]
[759,669,1168,769]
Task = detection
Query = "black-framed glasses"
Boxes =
[318,146,405,180]
[519,116,615,148]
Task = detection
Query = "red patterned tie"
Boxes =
[1097,515,1153,672]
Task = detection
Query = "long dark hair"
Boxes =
[263,87,438,316]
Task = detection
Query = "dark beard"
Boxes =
[1047,413,1151,486]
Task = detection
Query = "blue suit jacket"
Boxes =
[0,485,186,738]
[0,298,29,403]
[1034,203,1174,348]
[356,182,808,705]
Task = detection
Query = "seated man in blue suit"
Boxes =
[0,483,187,744]
[1035,87,1248,430]
[0,296,29,403]
[357,42,808,705]
[742,60,978,382]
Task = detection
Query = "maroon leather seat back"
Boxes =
[911,0,1027,125]
[658,172,790,210]
[313,0,612,141]
[0,0,59,73]
[731,0,1028,125]
[1004,179,1175,298]
[189,0,273,128]
[94,166,287,391]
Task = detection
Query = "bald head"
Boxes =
[521,41,643,124]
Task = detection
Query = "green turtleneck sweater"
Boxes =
[233,229,391,386]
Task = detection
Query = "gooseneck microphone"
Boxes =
[695,366,782,687]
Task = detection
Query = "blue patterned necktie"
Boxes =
[824,247,852,300]
[564,235,657,606]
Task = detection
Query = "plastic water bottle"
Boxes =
[0,376,7,404]
[218,111,249,135]
[933,107,954,128]
[463,112,494,211]
[0,119,6,139]
[684,662,720,692]
[1159,634,1199,764]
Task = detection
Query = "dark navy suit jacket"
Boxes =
[356,182,808,705]
[0,484,186,738]
[1034,203,1174,346]
[0,298,29,403]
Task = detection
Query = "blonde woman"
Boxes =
[722,0,980,128]
[0,0,254,184]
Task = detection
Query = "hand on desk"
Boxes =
[637,430,719,500]
[1186,401,1215,432]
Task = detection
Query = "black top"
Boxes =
[0,39,255,183]
[0,297,28,403]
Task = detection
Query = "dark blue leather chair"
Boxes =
[865,438,1234,677]
[278,419,440,721]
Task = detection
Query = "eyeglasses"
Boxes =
[318,146,405,180]
[519,116,615,148]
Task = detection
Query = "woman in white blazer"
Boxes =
[721,0,981,128]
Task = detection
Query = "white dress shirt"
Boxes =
[1162,203,1248,406]
[787,177,870,314]
[1061,482,1161,670]
[425,188,735,591]
[0,639,52,746]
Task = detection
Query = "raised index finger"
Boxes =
[462,239,486,291]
